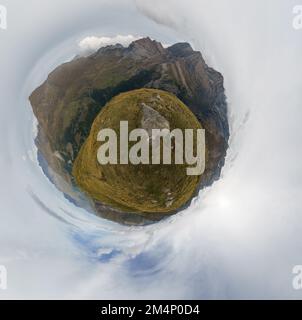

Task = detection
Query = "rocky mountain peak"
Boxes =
[167,42,195,57]
[128,37,165,58]
[93,43,124,58]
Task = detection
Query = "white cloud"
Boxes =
[78,34,141,52]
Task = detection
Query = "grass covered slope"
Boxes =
[72,89,204,214]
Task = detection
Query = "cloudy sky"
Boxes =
[0,0,302,299]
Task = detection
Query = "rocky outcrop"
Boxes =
[29,37,229,225]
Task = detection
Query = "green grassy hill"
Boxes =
[72,89,204,214]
